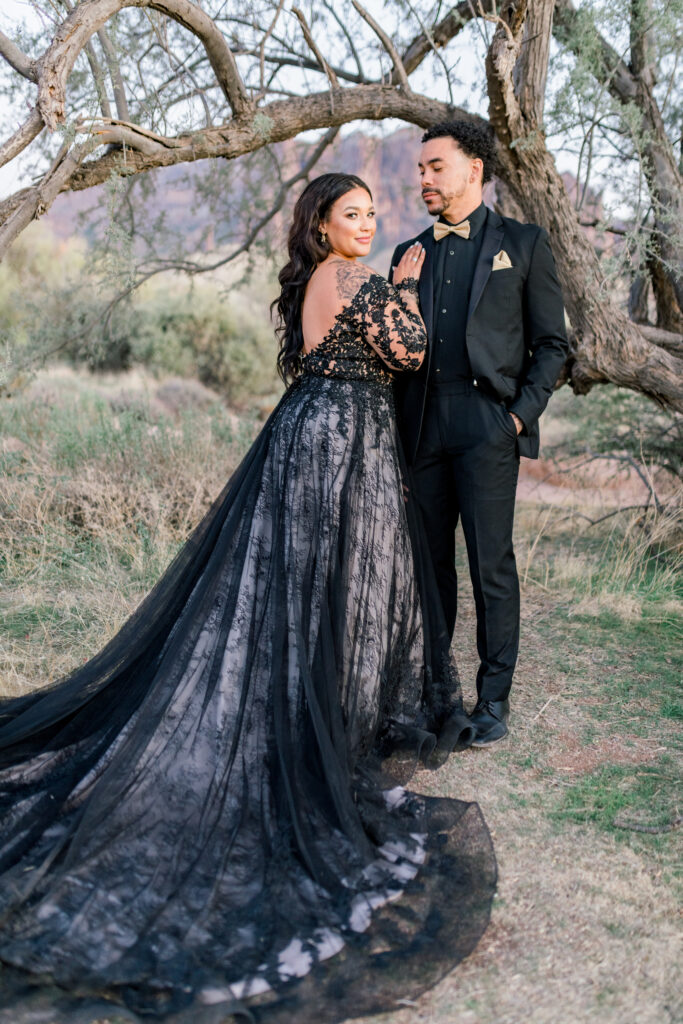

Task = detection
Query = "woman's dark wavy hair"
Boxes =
[272,172,371,384]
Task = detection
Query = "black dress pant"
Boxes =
[410,380,520,703]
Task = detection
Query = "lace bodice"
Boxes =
[301,272,426,386]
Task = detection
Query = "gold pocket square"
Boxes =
[492,249,513,271]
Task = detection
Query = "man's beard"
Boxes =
[421,189,453,216]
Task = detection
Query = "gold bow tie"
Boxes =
[433,219,470,241]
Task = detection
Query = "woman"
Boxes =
[0,174,495,1023]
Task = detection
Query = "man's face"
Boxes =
[418,137,480,217]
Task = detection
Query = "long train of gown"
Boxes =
[0,273,496,1023]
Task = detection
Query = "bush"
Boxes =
[0,224,282,404]
[129,277,281,406]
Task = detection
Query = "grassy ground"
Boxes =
[1,369,681,1024]
[0,367,261,694]
[361,503,681,1024]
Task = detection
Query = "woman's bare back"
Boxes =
[301,258,375,354]
[301,257,427,372]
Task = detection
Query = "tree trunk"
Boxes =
[554,0,683,327]
[628,275,650,324]
[487,0,683,411]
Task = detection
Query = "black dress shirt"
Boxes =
[430,202,488,383]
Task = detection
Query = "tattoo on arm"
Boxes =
[333,261,371,301]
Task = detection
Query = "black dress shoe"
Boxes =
[469,699,509,746]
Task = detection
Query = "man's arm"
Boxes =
[509,228,569,433]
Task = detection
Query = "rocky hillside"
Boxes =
[40,126,607,276]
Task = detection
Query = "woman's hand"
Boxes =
[392,242,425,287]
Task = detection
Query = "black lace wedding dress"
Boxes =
[0,273,496,1023]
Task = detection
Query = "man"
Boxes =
[391,121,568,746]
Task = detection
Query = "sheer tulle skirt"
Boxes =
[0,375,495,1022]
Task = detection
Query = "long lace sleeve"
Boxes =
[356,273,426,372]
[300,262,427,385]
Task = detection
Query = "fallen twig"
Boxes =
[612,814,682,834]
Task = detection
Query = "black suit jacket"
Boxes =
[390,208,568,461]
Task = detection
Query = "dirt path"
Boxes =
[351,564,681,1024]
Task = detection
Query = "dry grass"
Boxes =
[1,368,681,1024]
[0,367,259,695]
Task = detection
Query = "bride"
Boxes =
[0,173,495,1023]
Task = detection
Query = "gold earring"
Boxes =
[319,229,327,244]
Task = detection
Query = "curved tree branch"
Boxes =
[351,0,412,92]
[0,107,44,171]
[0,84,473,242]
[37,0,251,132]
[0,29,38,82]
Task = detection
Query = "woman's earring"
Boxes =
[319,229,327,244]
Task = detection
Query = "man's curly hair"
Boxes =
[421,121,497,184]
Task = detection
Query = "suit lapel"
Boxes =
[467,209,504,322]
[418,228,435,340]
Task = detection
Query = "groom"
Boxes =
[391,121,568,746]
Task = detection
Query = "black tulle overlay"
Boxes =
[0,273,495,1023]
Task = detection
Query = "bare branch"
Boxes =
[82,115,185,150]
[0,29,38,82]
[258,0,286,97]
[400,0,455,104]
[241,50,368,85]
[0,85,471,230]
[291,7,338,88]
[85,123,167,154]
[97,26,131,121]
[0,107,44,171]
[351,0,411,92]
[401,3,478,75]
[0,139,97,261]
[84,39,114,119]
[322,0,365,80]
[37,0,251,132]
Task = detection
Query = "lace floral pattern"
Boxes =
[394,277,420,298]
[301,272,426,384]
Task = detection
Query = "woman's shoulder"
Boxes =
[313,259,386,302]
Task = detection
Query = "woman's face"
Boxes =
[319,187,376,259]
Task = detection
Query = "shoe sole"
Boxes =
[470,730,508,747]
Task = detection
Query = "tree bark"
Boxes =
[554,0,683,326]
[0,85,474,259]
[488,0,683,411]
